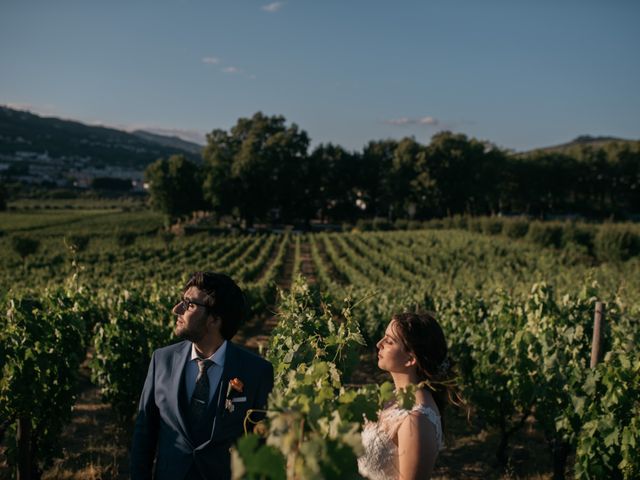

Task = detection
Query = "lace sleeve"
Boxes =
[380,407,411,438]
[411,405,445,451]
[358,406,445,479]
[382,406,444,451]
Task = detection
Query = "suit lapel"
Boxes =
[170,341,192,443]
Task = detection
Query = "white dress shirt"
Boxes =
[184,340,227,405]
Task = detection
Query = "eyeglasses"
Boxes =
[178,297,209,310]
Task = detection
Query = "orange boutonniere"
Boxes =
[230,378,244,393]
[225,377,244,413]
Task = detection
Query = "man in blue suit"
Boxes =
[131,271,274,480]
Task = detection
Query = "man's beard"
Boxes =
[175,318,207,342]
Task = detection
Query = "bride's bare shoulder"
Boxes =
[415,388,440,414]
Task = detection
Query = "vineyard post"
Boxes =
[17,417,32,480]
[589,302,605,369]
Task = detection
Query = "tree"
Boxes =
[611,144,640,216]
[359,140,397,218]
[388,137,424,219]
[414,131,501,217]
[309,143,361,222]
[11,236,40,261]
[514,152,576,216]
[202,129,240,217]
[65,234,90,253]
[202,112,310,226]
[144,155,205,221]
[11,236,40,272]
[0,183,6,211]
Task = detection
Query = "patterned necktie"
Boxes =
[189,358,214,429]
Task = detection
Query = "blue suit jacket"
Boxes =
[130,340,274,480]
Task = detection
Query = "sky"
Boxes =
[1,0,639,152]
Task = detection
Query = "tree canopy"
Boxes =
[147,113,640,224]
[202,112,310,226]
[144,154,205,220]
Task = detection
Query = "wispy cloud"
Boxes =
[201,56,255,79]
[386,116,439,126]
[222,66,241,74]
[262,1,285,13]
[221,66,256,79]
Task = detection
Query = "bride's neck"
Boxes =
[390,370,420,390]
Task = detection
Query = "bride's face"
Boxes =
[376,320,414,373]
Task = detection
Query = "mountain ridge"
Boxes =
[0,106,201,170]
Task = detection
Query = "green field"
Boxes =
[1,208,638,479]
[1,208,638,302]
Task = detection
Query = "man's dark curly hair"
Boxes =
[183,271,248,340]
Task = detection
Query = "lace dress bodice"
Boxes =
[357,405,444,480]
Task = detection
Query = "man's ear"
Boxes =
[208,314,222,329]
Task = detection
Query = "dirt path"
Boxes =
[299,240,317,285]
[276,239,296,291]
[237,234,296,352]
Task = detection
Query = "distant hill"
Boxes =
[131,130,203,155]
[0,106,200,169]
[525,135,639,155]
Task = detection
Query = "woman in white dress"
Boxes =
[358,312,461,480]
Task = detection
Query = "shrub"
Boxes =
[116,230,136,247]
[372,217,393,231]
[594,224,640,262]
[424,219,445,229]
[65,234,90,253]
[341,222,355,232]
[158,230,175,248]
[440,217,455,229]
[562,224,594,251]
[467,218,483,233]
[394,218,409,230]
[354,219,373,232]
[503,218,530,239]
[407,220,423,230]
[451,214,468,230]
[480,217,503,235]
[11,236,40,260]
[526,222,563,248]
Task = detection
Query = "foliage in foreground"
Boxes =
[232,278,394,479]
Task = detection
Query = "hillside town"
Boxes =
[0,150,146,191]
